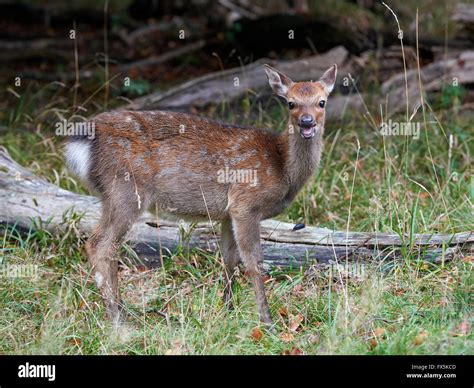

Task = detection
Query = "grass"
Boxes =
[1,221,472,355]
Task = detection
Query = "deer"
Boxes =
[65,63,337,326]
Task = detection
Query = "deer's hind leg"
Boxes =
[86,187,146,323]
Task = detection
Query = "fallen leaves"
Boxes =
[252,312,306,344]
[394,288,407,296]
[262,274,273,283]
[373,327,386,338]
[419,192,430,200]
[251,327,264,342]
[368,327,386,350]
[278,313,304,343]
[66,337,83,348]
[413,331,428,346]
[288,314,304,332]
[165,340,184,355]
[282,347,304,355]
[306,333,320,346]
[280,332,295,343]
[450,321,471,337]
[291,283,304,297]
[438,297,449,307]
[368,338,378,350]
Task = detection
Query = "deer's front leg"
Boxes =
[221,218,241,309]
[230,215,272,325]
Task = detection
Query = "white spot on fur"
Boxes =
[125,116,132,122]
[94,272,104,288]
[135,191,142,210]
[132,121,141,131]
[65,141,91,181]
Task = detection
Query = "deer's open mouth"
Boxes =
[299,125,316,139]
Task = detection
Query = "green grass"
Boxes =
[0,44,473,355]
[1,222,472,355]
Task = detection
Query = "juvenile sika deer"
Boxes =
[65,64,337,326]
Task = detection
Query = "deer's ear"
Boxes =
[263,64,293,99]
[319,64,337,95]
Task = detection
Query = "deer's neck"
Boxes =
[279,121,324,197]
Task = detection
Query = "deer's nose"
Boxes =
[299,114,315,127]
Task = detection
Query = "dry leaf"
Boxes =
[368,338,378,350]
[373,327,386,338]
[419,192,430,200]
[251,327,264,342]
[413,331,428,345]
[292,283,304,296]
[282,347,304,355]
[438,297,449,307]
[288,314,304,332]
[394,288,406,296]
[66,338,82,347]
[450,321,471,337]
[262,274,272,283]
[165,340,183,355]
[280,332,295,343]
[278,307,288,317]
[306,333,320,345]
[182,285,193,295]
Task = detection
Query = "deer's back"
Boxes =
[70,110,288,220]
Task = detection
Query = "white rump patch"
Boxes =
[65,141,91,181]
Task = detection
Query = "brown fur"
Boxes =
[68,64,337,326]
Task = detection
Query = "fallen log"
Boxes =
[453,3,474,42]
[119,40,206,72]
[117,20,181,47]
[124,46,365,120]
[0,147,472,269]
[381,50,474,116]
[125,47,474,121]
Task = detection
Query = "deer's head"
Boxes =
[264,64,337,139]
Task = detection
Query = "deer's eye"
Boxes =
[288,101,296,110]
[319,100,326,108]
